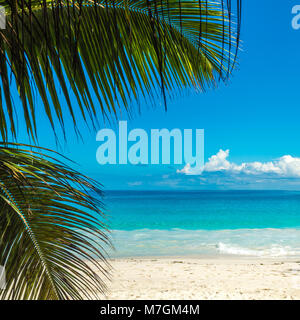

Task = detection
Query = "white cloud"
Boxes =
[177,163,192,174]
[205,149,232,172]
[177,149,300,178]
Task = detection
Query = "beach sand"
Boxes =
[103,257,300,300]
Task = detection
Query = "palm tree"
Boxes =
[0,0,241,299]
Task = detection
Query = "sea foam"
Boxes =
[109,228,300,258]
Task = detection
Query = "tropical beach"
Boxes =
[96,190,300,300]
[1,0,300,304]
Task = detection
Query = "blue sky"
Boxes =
[16,0,300,190]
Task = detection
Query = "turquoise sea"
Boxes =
[105,190,300,258]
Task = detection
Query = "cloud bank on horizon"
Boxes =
[127,150,300,190]
[177,149,300,178]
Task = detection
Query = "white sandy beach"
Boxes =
[103,257,300,300]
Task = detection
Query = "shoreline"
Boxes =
[102,256,300,300]
[109,254,300,261]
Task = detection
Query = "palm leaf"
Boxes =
[0,0,242,141]
[0,143,111,299]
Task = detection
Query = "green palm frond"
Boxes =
[0,0,242,140]
[0,143,111,299]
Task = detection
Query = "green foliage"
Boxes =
[0,0,241,140]
[0,143,111,299]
